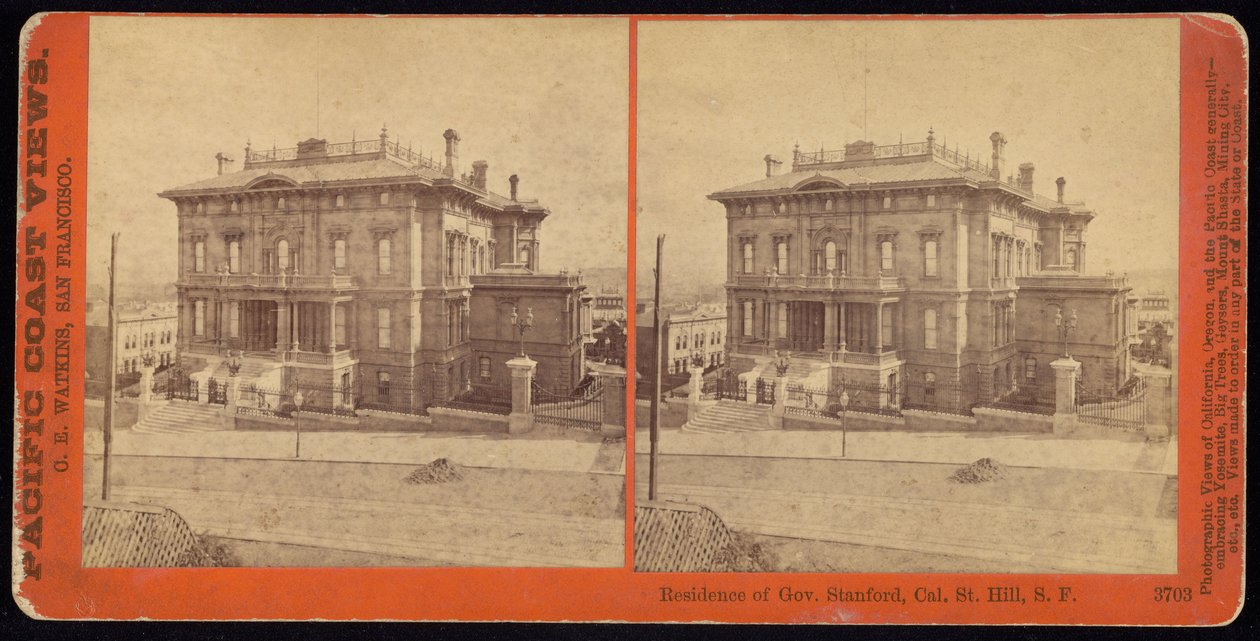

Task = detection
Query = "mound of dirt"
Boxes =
[404,458,465,485]
[950,458,1008,484]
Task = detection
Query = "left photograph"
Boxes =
[82,16,629,568]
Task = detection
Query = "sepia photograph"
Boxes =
[633,18,1181,574]
[80,15,629,568]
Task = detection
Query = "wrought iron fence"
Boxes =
[1077,377,1147,431]
[902,379,975,416]
[974,381,1056,416]
[291,382,358,418]
[237,384,293,419]
[437,384,513,416]
[754,377,776,405]
[533,379,603,431]
[164,368,198,402]
[206,378,228,406]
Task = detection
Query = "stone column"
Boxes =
[687,364,704,422]
[506,356,536,435]
[328,301,338,353]
[823,302,836,352]
[276,302,290,353]
[598,370,627,438]
[768,375,788,429]
[1050,357,1081,435]
[838,302,847,352]
[1139,369,1173,441]
[875,302,884,352]
[138,365,155,407]
[290,301,301,352]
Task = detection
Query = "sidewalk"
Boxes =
[634,425,1177,476]
[86,427,618,475]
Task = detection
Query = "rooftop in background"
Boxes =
[86,299,178,327]
[711,129,1091,215]
[634,301,725,327]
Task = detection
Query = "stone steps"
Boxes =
[133,401,228,434]
[683,401,773,433]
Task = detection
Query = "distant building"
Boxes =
[708,129,1137,406]
[592,289,627,323]
[85,299,179,394]
[635,301,726,381]
[158,127,592,411]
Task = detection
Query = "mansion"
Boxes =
[160,127,594,412]
[709,129,1138,408]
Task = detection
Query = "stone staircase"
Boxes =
[682,401,773,434]
[754,357,828,389]
[132,401,229,434]
[209,356,281,390]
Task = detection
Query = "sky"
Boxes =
[87,16,629,299]
[635,18,1181,299]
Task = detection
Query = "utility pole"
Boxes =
[648,235,664,501]
[102,233,119,501]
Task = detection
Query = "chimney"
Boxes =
[764,154,782,178]
[989,131,1007,180]
[1018,163,1034,192]
[443,129,460,178]
[470,160,488,190]
[1056,176,1066,203]
[509,174,519,201]
[215,152,234,176]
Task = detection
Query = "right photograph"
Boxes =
[633,18,1181,574]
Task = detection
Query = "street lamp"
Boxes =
[226,349,242,377]
[509,306,534,357]
[1054,307,1079,358]
[292,389,305,459]
[838,389,850,458]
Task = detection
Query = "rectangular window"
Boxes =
[924,309,938,350]
[194,241,205,273]
[880,241,894,273]
[377,307,391,350]
[229,302,239,338]
[193,300,205,336]
[377,238,391,275]
[881,309,893,349]
[924,240,939,277]
[742,301,753,337]
[926,194,936,208]
[379,192,390,205]
[777,303,787,338]
[776,242,788,275]
[334,305,346,347]
[228,240,240,273]
[742,243,754,274]
[882,196,892,209]
[334,239,347,271]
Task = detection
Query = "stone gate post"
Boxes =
[506,356,537,435]
[1139,369,1173,441]
[768,376,788,430]
[687,366,704,422]
[597,370,627,438]
[1050,357,1081,435]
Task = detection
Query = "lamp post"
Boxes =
[226,349,242,377]
[510,306,534,357]
[839,389,850,457]
[292,389,305,459]
[1055,307,1079,358]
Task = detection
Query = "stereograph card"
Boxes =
[12,12,1247,625]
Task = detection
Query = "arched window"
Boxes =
[924,240,938,277]
[377,237,391,275]
[334,238,347,271]
[924,308,938,350]
[824,240,837,273]
[276,239,290,272]
[335,194,346,208]
[520,246,531,268]
[228,240,240,273]
[194,240,206,273]
[880,240,894,273]
[742,242,754,274]
[776,241,788,274]
[277,196,285,209]
[229,200,239,213]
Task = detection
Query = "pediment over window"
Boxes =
[245,174,300,190]
[793,177,846,192]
